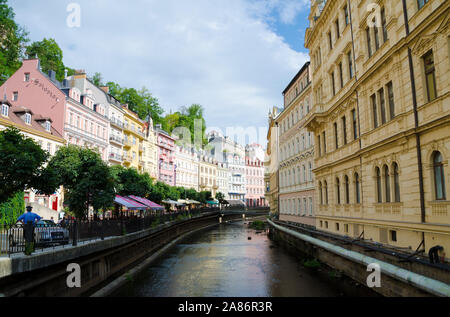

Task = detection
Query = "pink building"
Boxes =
[0,59,110,161]
[155,126,176,186]
[245,157,267,207]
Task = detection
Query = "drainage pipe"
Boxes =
[268,220,450,297]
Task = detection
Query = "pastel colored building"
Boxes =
[175,145,199,191]
[143,120,158,179]
[245,157,267,207]
[277,62,315,227]
[122,105,146,172]
[0,99,66,213]
[304,0,450,256]
[156,126,176,186]
[198,153,218,196]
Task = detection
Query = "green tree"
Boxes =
[216,192,226,204]
[25,38,69,82]
[46,146,115,219]
[112,166,152,198]
[0,127,54,205]
[0,191,24,226]
[90,72,104,86]
[0,0,29,85]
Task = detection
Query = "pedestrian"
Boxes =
[16,206,42,256]
[429,245,444,264]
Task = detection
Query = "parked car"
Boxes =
[9,220,70,247]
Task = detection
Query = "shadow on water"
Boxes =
[112,220,379,297]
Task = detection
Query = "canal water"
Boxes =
[112,220,375,297]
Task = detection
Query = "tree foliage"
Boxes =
[0,127,53,205]
[46,146,115,219]
[0,0,29,85]
[25,38,74,82]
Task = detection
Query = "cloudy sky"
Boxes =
[10,0,310,144]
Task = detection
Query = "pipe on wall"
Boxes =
[268,220,450,297]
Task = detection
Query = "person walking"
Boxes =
[17,206,41,255]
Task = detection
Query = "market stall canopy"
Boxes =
[179,199,201,205]
[227,200,246,207]
[128,196,165,211]
[206,200,219,205]
[115,195,148,211]
[162,199,184,206]
[187,200,201,205]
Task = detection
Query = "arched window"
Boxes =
[319,181,323,205]
[433,152,446,200]
[393,163,400,202]
[384,165,391,203]
[345,175,350,204]
[336,178,341,204]
[355,173,361,204]
[376,167,382,203]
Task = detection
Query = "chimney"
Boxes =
[100,86,109,94]
[48,70,56,81]
[64,69,68,78]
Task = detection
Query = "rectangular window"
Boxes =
[344,5,349,26]
[331,71,336,96]
[387,81,395,120]
[381,8,388,42]
[371,94,378,129]
[339,62,343,88]
[335,19,340,39]
[374,22,380,51]
[13,92,18,101]
[342,116,347,145]
[318,135,321,156]
[336,223,340,231]
[334,122,339,150]
[390,230,397,242]
[423,50,437,102]
[352,109,358,140]
[344,224,349,233]
[366,27,372,57]
[1,104,8,117]
[418,0,429,10]
[379,87,386,124]
[25,113,31,124]
[322,131,327,154]
[24,73,30,82]
[348,52,354,79]
[328,32,333,50]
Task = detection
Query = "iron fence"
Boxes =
[0,208,217,256]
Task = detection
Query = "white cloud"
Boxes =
[9,0,309,143]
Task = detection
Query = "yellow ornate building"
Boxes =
[277,63,316,227]
[122,105,146,172]
[265,106,281,216]
[304,0,449,258]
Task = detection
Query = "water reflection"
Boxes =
[113,221,349,297]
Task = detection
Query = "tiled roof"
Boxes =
[0,100,64,139]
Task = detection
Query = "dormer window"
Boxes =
[1,104,8,117]
[25,113,31,125]
[45,121,51,132]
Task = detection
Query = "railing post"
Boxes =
[72,220,78,247]
[100,220,104,241]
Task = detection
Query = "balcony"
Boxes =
[109,135,124,146]
[109,117,124,129]
[123,154,132,164]
[123,138,133,148]
[109,152,123,163]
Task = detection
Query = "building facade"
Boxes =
[156,126,176,186]
[265,107,281,215]
[122,105,146,172]
[198,153,218,196]
[277,62,316,227]
[245,157,267,207]
[175,145,199,190]
[304,0,449,256]
[143,121,159,179]
[0,99,66,212]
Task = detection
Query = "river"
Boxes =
[112,219,376,297]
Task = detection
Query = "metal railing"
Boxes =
[0,208,217,257]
